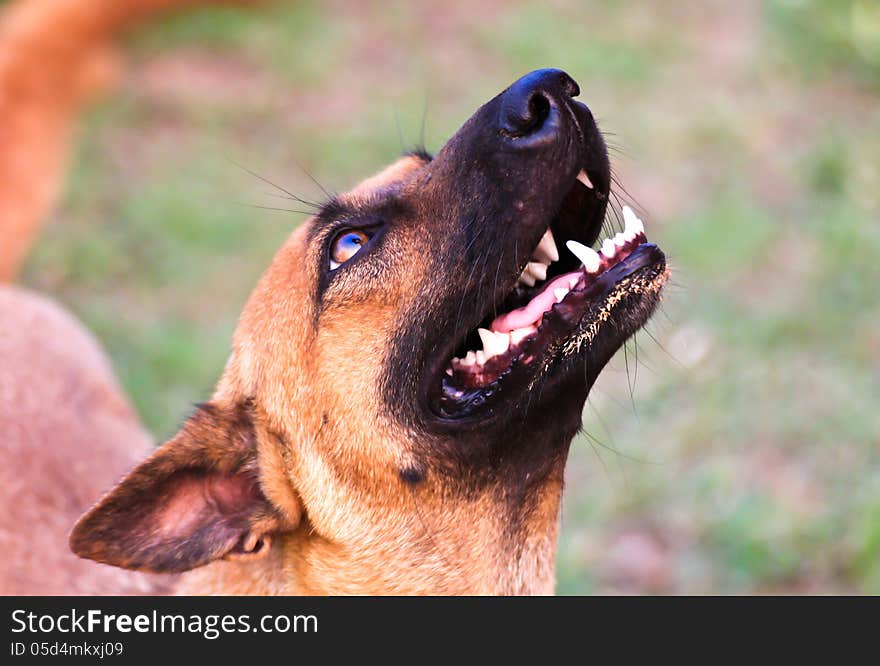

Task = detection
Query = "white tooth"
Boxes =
[463,351,476,366]
[478,328,510,357]
[553,288,568,303]
[519,270,536,287]
[533,229,559,263]
[624,228,636,242]
[614,232,626,247]
[492,331,511,355]
[510,326,537,346]
[566,240,601,273]
[577,169,594,189]
[526,261,547,282]
[478,328,493,351]
[602,238,616,258]
[569,276,580,288]
[445,367,453,376]
[476,350,486,366]
[623,205,645,236]
[622,205,638,229]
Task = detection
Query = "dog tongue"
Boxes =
[491,271,580,333]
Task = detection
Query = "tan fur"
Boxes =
[0,286,171,594]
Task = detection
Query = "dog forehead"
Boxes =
[345,154,427,200]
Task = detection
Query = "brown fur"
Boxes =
[0,286,171,594]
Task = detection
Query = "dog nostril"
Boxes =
[526,93,551,133]
[498,68,579,142]
[503,92,551,137]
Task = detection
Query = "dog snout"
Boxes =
[498,69,582,148]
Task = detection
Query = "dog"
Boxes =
[72,68,669,594]
[2,66,668,594]
[0,286,172,594]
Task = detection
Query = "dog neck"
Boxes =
[171,273,578,595]
[175,477,567,595]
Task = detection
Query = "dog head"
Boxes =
[71,69,668,594]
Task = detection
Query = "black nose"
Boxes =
[499,69,580,147]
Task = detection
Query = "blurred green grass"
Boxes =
[22,0,880,594]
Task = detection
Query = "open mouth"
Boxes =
[431,170,666,419]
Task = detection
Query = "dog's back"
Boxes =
[0,286,169,594]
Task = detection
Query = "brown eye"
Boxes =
[329,229,370,270]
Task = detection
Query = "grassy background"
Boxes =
[21,0,880,594]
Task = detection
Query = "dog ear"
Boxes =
[70,400,298,573]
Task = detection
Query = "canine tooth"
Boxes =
[478,328,493,350]
[476,350,486,366]
[614,232,626,247]
[565,240,601,273]
[553,288,568,303]
[478,328,510,356]
[569,276,579,288]
[462,351,476,366]
[477,328,495,351]
[495,331,511,354]
[533,229,559,263]
[577,169,594,189]
[601,238,616,258]
[622,205,644,236]
[526,261,547,282]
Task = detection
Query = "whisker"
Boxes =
[622,343,638,419]
[629,337,661,376]
[231,160,324,210]
[394,107,405,154]
[419,93,430,151]
[641,322,687,370]
[582,426,660,466]
[240,203,315,216]
[492,247,505,320]
[293,158,334,201]
[610,172,649,219]
[632,333,640,396]
[604,194,623,237]
[582,425,612,481]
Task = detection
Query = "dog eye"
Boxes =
[329,229,370,270]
